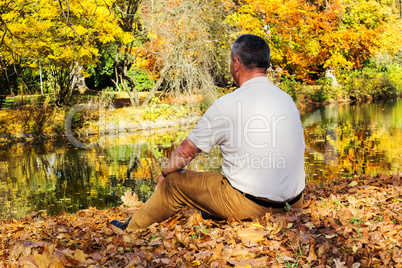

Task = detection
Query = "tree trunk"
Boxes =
[53,67,73,107]
[141,66,168,107]
[115,45,140,107]
[123,69,139,106]
[120,75,136,107]
[325,67,339,87]
[71,64,87,92]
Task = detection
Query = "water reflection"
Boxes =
[302,98,401,182]
[0,98,401,219]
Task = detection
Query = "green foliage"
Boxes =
[16,68,42,95]
[142,97,189,121]
[279,51,402,104]
[280,75,333,103]
[127,67,156,92]
[310,77,332,103]
[86,45,117,90]
[388,65,402,93]
[374,50,402,93]
[339,53,402,99]
[0,65,44,96]
[198,101,209,113]
[350,214,363,225]
[137,180,155,201]
[341,0,397,30]
[284,203,291,212]
[280,75,300,101]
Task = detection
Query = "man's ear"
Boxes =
[233,57,241,71]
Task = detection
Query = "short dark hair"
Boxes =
[232,34,270,71]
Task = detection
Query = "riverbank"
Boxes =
[1,173,401,267]
[0,96,203,145]
[0,91,401,146]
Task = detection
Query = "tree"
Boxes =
[138,0,234,107]
[0,0,23,95]
[109,0,143,107]
[227,0,402,83]
[0,0,130,105]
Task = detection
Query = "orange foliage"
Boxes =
[163,95,204,105]
[228,0,402,83]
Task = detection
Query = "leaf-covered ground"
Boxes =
[1,174,402,267]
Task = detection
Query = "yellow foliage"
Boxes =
[1,0,129,71]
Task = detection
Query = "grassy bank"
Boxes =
[1,173,401,267]
[0,93,201,144]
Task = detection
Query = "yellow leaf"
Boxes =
[74,249,86,262]
[348,181,358,187]
[325,234,337,239]
[251,223,265,229]
[305,222,316,229]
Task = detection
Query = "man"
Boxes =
[111,34,305,232]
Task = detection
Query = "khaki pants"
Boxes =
[126,169,303,232]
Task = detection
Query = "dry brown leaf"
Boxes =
[2,174,401,267]
[334,258,361,268]
[237,228,268,243]
[194,250,213,260]
[33,244,57,268]
[348,181,358,187]
[121,190,142,207]
[10,242,33,260]
[334,258,347,268]
[337,209,353,225]
[17,256,39,267]
[226,258,255,267]
[152,258,171,264]
[267,221,284,236]
[305,222,316,229]
[74,249,86,263]
[306,243,317,264]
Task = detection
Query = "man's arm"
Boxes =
[157,138,201,187]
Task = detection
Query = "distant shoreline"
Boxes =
[0,94,400,146]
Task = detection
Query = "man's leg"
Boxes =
[126,169,224,231]
[125,169,301,232]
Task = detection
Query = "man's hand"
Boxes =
[156,175,165,190]
[162,138,201,175]
[155,138,201,189]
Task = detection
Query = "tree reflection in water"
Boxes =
[302,98,401,183]
[0,98,401,219]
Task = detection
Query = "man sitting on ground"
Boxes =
[111,34,305,231]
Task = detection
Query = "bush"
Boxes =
[388,64,402,93]
[280,75,299,101]
[127,67,156,92]
[142,97,189,121]
[338,53,402,100]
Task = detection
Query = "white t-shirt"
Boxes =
[188,76,305,202]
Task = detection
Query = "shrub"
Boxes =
[142,97,189,121]
[128,67,156,92]
[281,75,300,101]
[338,55,401,100]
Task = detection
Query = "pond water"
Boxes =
[0,98,401,220]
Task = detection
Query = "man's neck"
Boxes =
[237,70,266,87]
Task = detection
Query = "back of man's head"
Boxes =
[232,34,270,72]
